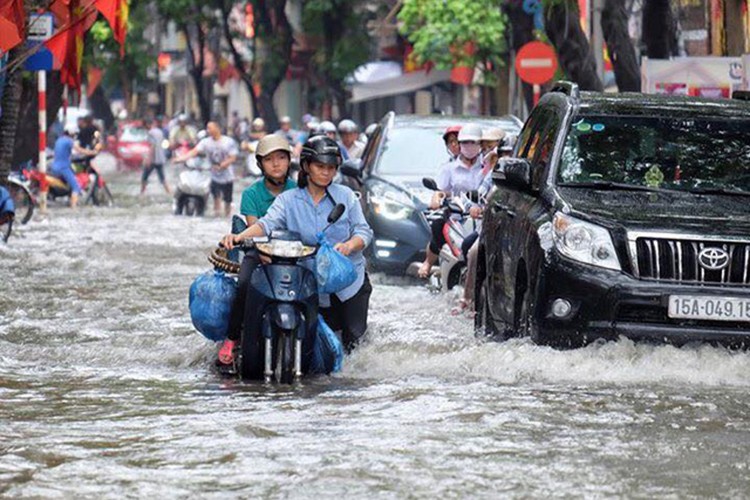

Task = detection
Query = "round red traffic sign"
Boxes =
[515,41,558,85]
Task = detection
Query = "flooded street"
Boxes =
[2,158,750,497]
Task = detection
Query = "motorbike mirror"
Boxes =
[422,177,438,191]
[327,203,346,224]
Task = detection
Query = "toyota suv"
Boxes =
[476,82,750,347]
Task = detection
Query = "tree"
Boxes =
[216,0,293,131]
[544,0,602,91]
[398,0,508,77]
[0,44,25,187]
[642,0,678,58]
[158,0,216,123]
[302,0,374,117]
[601,0,640,91]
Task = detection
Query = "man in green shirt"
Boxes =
[219,134,296,366]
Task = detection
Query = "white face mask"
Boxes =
[460,143,481,160]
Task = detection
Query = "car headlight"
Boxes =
[369,181,415,221]
[552,213,621,271]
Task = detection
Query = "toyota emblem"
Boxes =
[698,247,730,271]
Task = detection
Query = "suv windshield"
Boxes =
[376,127,451,176]
[558,114,750,193]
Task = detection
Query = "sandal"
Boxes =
[217,339,237,365]
[451,298,472,316]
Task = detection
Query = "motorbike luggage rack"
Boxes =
[549,81,580,99]
[731,90,750,101]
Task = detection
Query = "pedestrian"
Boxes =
[141,118,171,195]
[173,121,238,217]
[51,125,97,208]
[275,115,297,146]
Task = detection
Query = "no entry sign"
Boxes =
[515,41,558,85]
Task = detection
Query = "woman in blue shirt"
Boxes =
[220,136,373,365]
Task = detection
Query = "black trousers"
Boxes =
[428,214,448,254]
[320,274,373,352]
[226,251,260,342]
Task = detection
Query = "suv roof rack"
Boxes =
[549,81,580,99]
[732,90,750,101]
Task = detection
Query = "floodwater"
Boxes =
[2,157,750,498]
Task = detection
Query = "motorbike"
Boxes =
[240,139,262,177]
[420,178,479,293]
[230,203,346,383]
[24,153,114,207]
[173,156,211,216]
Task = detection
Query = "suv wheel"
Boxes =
[474,278,499,338]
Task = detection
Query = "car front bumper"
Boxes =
[536,252,750,347]
[366,210,430,273]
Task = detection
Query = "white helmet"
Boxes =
[319,121,337,134]
[337,119,358,133]
[251,117,265,131]
[457,123,482,142]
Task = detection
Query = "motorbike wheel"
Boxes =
[8,180,34,224]
[274,331,295,384]
[174,195,184,215]
[184,198,197,216]
[92,184,115,207]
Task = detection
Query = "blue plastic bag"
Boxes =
[0,186,15,218]
[315,232,357,294]
[310,315,344,374]
[189,270,237,341]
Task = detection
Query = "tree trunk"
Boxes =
[0,45,25,187]
[642,0,678,58]
[182,23,211,124]
[217,0,259,118]
[506,2,537,112]
[545,1,603,91]
[601,0,641,91]
[89,85,115,131]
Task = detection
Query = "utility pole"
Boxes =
[592,0,605,83]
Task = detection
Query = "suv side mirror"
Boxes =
[340,158,363,179]
[502,158,533,191]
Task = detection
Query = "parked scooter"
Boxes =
[173,156,211,216]
[230,204,346,383]
[420,177,479,292]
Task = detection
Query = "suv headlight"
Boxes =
[369,181,415,221]
[552,213,621,271]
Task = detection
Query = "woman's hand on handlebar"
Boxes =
[429,191,446,210]
[221,233,239,250]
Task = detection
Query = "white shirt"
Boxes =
[436,156,486,196]
[196,135,238,184]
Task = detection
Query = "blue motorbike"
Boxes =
[235,204,345,383]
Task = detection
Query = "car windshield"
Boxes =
[121,127,148,142]
[376,127,452,176]
[558,114,750,193]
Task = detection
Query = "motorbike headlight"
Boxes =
[552,213,621,271]
[369,181,415,221]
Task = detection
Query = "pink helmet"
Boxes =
[442,125,462,142]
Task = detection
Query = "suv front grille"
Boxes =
[635,237,750,284]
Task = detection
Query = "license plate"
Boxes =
[668,295,750,322]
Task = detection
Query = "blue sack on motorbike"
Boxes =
[189,270,237,341]
[310,315,344,374]
[315,232,357,294]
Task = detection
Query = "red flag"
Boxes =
[0,0,25,52]
[43,1,93,90]
[87,66,103,96]
[96,0,128,57]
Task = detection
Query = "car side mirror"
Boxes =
[422,177,439,191]
[501,158,533,191]
[340,158,362,179]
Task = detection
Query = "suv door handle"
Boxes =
[492,201,516,218]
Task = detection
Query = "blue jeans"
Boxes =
[52,166,82,194]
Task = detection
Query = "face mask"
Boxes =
[460,143,481,160]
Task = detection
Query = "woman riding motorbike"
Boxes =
[216,135,297,366]
[219,136,373,366]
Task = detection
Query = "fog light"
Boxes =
[376,239,397,248]
[551,298,572,318]
[376,250,391,258]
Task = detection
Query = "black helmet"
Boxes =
[300,136,342,168]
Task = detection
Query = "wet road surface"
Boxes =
[2,157,750,497]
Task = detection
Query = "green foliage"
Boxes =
[398,0,508,70]
[302,0,371,83]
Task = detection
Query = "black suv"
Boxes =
[476,82,750,347]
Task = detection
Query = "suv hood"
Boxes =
[558,187,750,234]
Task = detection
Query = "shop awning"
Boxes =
[349,68,451,103]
